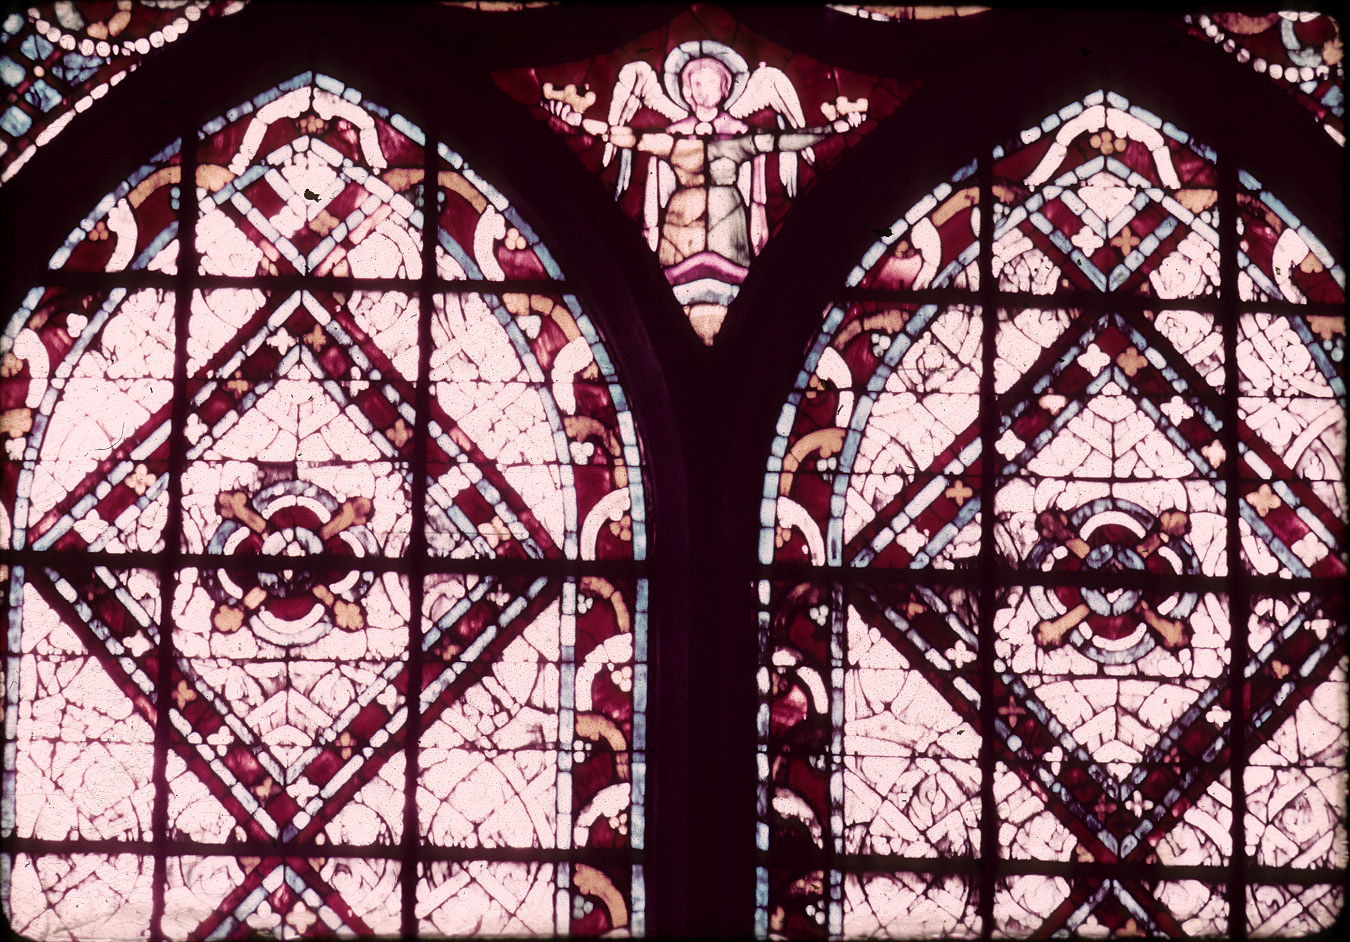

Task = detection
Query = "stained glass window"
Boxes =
[2,5,1346,939]
[2,72,648,938]
[756,89,1346,937]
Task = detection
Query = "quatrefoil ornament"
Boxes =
[204,481,379,647]
[1027,498,1200,663]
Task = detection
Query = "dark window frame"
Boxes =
[0,5,1343,938]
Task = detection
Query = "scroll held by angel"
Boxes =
[543,40,868,344]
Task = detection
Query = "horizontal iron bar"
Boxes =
[837,286,1345,320]
[756,561,1342,595]
[35,269,570,295]
[753,848,1345,887]
[1,547,645,579]
[3,835,642,866]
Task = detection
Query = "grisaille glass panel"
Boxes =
[2,72,647,939]
[756,89,1346,938]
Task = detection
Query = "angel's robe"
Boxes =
[636,127,839,275]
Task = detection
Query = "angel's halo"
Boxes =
[662,40,750,111]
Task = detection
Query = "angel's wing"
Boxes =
[727,65,806,128]
[604,60,687,195]
[728,65,814,197]
[604,59,685,198]
[608,60,687,127]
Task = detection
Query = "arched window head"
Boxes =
[757,89,1345,938]
[3,72,649,939]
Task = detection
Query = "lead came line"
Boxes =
[149,115,199,942]
[1219,147,1250,942]
[977,135,998,939]
[398,111,438,940]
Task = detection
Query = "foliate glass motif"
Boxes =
[2,72,648,938]
[0,1,247,187]
[494,5,913,344]
[1182,12,1345,147]
[756,89,1346,938]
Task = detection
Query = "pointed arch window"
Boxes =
[756,89,1346,938]
[2,72,648,938]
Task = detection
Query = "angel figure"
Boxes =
[544,40,867,342]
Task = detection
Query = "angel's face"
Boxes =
[682,58,732,112]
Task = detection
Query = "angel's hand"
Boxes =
[543,99,584,127]
[832,118,851,134]
[847,108,867,128]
